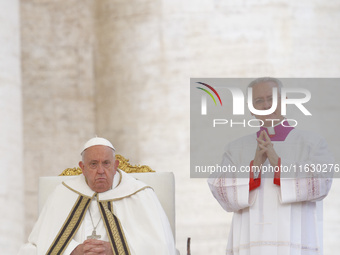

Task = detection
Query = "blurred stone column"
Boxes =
[94,0,166,161]
[0,0,24,253]
[20,0,96,239]
[93,1,191,249]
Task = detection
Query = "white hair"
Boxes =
[247,77,283,96]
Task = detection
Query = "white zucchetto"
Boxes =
[81,137,115,155]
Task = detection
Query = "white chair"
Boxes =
[38,154,179,254]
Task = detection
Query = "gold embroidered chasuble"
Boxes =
[19,170,177,255]
[46,193,131,255]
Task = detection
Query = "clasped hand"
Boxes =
[253,130,279,168]
[71,239,113,255]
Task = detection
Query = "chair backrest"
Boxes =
[38,171,176,238]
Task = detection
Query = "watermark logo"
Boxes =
[190,78,338,178]
[196,82,222,115]
[197,84,312,117]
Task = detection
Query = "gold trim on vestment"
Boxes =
[56,171,151,254]
[99,186,153,202]
[62,171,152,202]
[46,195,91,255]
[62,182,93,199]
[98,197,131,255]
[116,169,123,186]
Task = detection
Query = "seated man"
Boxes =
[19,137,176,255]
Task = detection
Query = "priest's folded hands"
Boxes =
[254,129,279,169]
[71,239,113,255]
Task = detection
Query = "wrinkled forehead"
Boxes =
[251,81,280,98]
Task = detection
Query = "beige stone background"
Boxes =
[1,0,340,254]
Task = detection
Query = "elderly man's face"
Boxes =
[79,145,118,193]
[251,81,284,126]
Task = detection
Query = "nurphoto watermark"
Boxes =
[190,78,339,178]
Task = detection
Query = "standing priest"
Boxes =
[208,77,333,255]
[19,137,176,255]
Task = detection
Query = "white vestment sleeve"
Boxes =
[148,190,177,254]
[208,172,257,212]
[208,139,257,212]
[17,243,36,255]
[279,134,333,204]
[17,182,82,255]
[117,188,177,255]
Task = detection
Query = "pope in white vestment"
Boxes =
[208,78,333,255]
[18,137,176,255]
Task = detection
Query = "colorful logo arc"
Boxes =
[196,82,222,106]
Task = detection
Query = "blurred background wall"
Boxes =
[1,0,340,254]
[0,0,23,253]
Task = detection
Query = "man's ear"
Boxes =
[114,159,119,169]
[79,161,84,171]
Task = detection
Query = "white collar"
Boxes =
[63,170,149,201]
